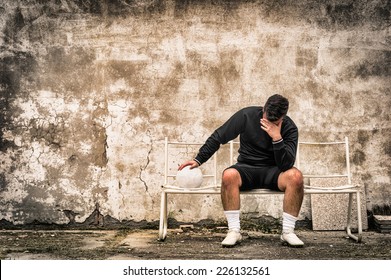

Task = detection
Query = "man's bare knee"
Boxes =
[286,168,304,189]
[222,168,241,188]
[279,168,304,192]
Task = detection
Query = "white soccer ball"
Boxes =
[175,166,203,188]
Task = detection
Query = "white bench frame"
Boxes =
[159,137,363,242]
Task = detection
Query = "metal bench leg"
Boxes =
[159,190,168,241]
[356,191,363,242]
[346,192,362,243]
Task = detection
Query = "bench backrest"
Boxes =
[164,136,352,187]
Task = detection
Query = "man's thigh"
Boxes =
[226,163,282,191]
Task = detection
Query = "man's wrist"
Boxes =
[194,158,201,166]
[272,138,283,144]
[272,134,282,142]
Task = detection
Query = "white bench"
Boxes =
[158,137,363,242]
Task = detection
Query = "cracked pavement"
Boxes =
[0,228,390,260]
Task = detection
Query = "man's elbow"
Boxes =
[280,163,294,172]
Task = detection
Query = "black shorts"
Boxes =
[226,163,282,192]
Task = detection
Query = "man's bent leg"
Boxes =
[221,168,242,247]
[221,168,242,210]
[278,168,305,247]
[278,167,304,216]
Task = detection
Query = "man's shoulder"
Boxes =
[238,106,262,114]
[283,115,298,130]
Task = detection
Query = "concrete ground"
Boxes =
[0,227,390,260]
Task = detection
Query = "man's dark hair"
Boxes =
[264,94,289,122]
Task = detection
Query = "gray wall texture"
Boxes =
[0,0,390,227]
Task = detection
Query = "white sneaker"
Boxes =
[280,232,304,247]
[221,230,242,247]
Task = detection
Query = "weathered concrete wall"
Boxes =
[0,0,390,226]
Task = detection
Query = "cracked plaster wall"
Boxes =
[0,0,390,226]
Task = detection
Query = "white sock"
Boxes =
[282,212,298,233]
[224,210,240,232]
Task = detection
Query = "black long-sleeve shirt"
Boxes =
[194,106,298,171]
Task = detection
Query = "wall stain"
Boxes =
[0,51,37,151]
[351,50,391,79]
[336,93,353,110]
[296,48,318,70]
[29,118,65,149]
[357,129,370,147]
[220,50,241,80]
[352,149,366,165]
[384,141,391,157]
[39,46,97,94]
[91,122,108,168]
[75,0,166,17]
[3,6,25,45]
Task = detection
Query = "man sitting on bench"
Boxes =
[179,94,305,247]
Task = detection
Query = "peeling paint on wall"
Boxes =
[0,0,390,227]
